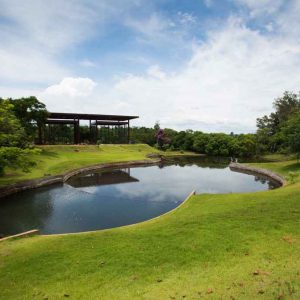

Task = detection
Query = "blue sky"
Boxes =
[0,0,300,132]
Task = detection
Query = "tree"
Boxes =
[0,100,27,147]
[0,99,41,176]
[273,91,300,123]
[131,127,156,145]
[192,132,209,153]
[156,128,165,148]
[7,96,48,141]
[154,121,160,132]
[282,112,300,158]
[256,91,300,153]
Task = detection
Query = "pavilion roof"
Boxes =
[48,112,139,121]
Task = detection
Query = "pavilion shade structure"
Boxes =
[38,112,138,145]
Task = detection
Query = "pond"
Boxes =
[0,157,279,236]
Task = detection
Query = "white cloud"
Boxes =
[147,65,166,80]
[43,77,97,98]
[2,0,300,133]
[0,86,42,99]
[124,12,196,52]
[39,14,300,133]
[265,22,274,32]
[276,1,300,42]
[177,12,197,25]
[0,0,138,53]
[125,13,173,40]
[0,46,67,84]
[0,0,147,84]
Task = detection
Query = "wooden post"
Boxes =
[89,120,91,144]
[127,120,130,144]
[74,119,80,144]
[73,120,76,144]
[77,120,80,144]
[96,124,98,143]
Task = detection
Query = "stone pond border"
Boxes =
[0,158,162,199]
[0,160,286,241]
[229,162,286,187]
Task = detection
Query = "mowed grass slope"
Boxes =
[0,144,195,186]
[0,157,300,299]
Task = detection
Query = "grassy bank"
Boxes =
[0,144,195,186]
[0,155,300,299]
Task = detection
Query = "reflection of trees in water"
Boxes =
[254,175,278,189]
[0,185,57,236]
[255,176,266,184]
[163,156,229,169]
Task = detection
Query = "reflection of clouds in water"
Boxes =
[68,164,273,203]
[2,161,275,236]
[113,164,268,201]
[115,184,182,203]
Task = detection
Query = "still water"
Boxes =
[0,158,279,236]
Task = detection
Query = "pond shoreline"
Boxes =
[1,158,286,199]
[229,162,286,186]
[0,158,161,199]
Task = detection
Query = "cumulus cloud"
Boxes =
[40,13,300,132]
[0,0,148,84]
[43,77,97,98]
[90,16,300,132]
[147,65,166,80]
[3,0,300,133]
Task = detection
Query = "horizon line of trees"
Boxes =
[1,90,300,176]
[132,90,300,158]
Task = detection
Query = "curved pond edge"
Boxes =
[0,158,161,199]
[229,162,286,187]
[0,162,287,241]
[0,190,196,241]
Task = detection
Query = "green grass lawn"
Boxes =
[0,144,195,186]
[0,150,300,299]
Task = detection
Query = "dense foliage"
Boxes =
[1,90,300,176]
[131,90,300,158]
[0,100,27,148]
[0,147,40,176]
[0,98,43,176]
[256,91,300,155]
[132,126,256,157]
[0,96,48,141]
[281,111,300,158]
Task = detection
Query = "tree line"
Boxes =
[132,90,300,158]
[1,90,300,176]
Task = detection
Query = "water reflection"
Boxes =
[0,158,279,236]
[67,169,139,192]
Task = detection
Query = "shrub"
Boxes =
[0,147,41,176]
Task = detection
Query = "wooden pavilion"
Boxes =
[38,112,138,144]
